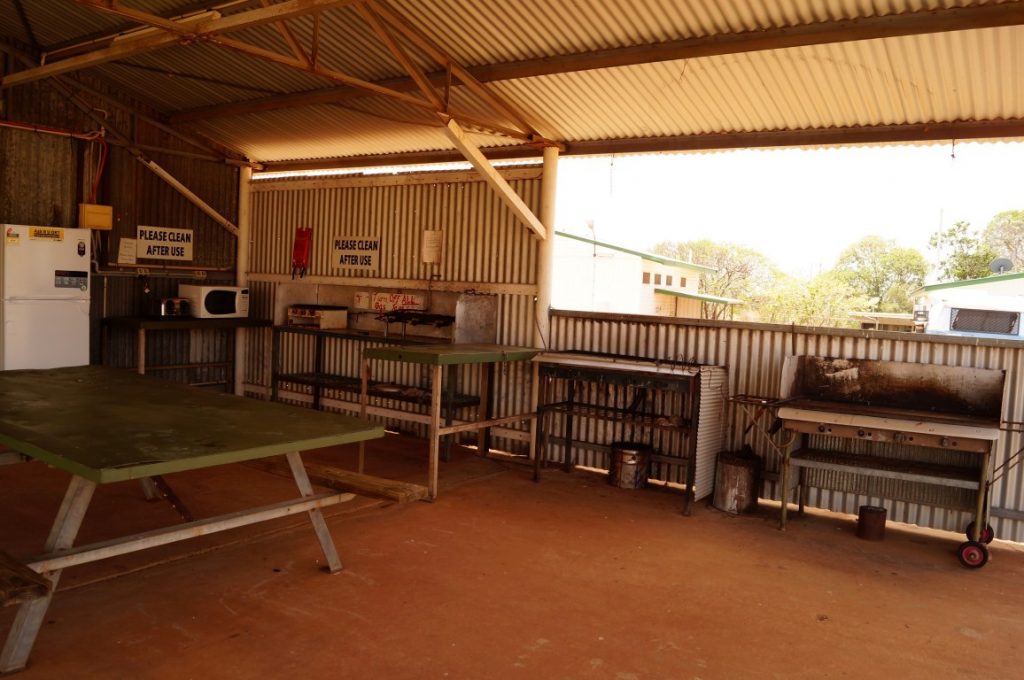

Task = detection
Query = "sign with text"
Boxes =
[333,236,379,271]
[137,226,193,261]
[354,291,425,312]
[29,227,64,241]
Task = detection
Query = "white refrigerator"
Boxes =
[1,225,92,370]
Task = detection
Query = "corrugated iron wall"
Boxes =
[0,73,239,376]
[0,80,87,228]
[246,170,541,449]
[550,309,1024,542]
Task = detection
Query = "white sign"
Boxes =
[117,238,138,265]
[333,235,379,271]
[137,226,193,261]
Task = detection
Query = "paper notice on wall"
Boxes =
[333,236,380,271]
[422,229,443,264]
[372,292,425,312]
[117,238,138,265]
[137,226,193,261]
[353,292,373,310]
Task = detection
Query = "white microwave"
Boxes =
[178,284,250,318]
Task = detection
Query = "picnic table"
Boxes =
[0,366,383,673]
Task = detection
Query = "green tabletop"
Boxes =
[0,366,384,483]
[362,343,540,366]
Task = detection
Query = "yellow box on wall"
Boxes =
[78,203,113,230]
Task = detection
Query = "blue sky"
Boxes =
[555,141,1024,280]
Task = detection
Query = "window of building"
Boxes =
[680,277,687,287]
[666,275,673,286]
[642,272,651,284]
[951,308,1020,335]
[654,273,662,285]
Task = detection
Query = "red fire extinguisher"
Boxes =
[291,227,312,279]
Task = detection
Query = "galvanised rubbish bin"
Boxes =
[608,442,652,489]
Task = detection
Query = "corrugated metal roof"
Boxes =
[2,1,1023,162]
[487,27,1024,142]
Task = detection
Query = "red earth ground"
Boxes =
[2,436,1022,679]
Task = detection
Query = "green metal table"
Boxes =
[0,366,383,673]
[361,344,539,499]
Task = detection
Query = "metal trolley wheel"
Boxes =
[965,521,995,545]
[957,541,990,569]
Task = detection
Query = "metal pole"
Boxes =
[234,165,253,396]
[534,145,558,348]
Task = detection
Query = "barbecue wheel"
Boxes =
[957,541,989,569]
[965,521,995,545]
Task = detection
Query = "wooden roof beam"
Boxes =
[354,3,445,111]
[370,0,546,143]
[171,2,1024,124]
[441,118,547,240]
[2,0,359,88]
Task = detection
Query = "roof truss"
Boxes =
[170,1,1024,125]
[14,0,558,237]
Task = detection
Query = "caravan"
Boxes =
[914,271,1024,340]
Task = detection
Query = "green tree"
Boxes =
[759,271,869,327]
[982,210,1024,268]
[652,239,777,320]
[929,221,998,281]
[834,236,927,312]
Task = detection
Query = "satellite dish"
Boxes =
[990,257,1014,274]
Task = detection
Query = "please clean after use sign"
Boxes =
[333,235,380,271]
[136,226,194,261]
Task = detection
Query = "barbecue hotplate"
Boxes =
[780,398,1002,431]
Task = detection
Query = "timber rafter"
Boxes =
[22,0,559,237]
[170,1,1024,125]
[17,0,556,148]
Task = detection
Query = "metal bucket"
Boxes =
[856,505,887,540]
[713,451,762,514]
[608,442,652,489]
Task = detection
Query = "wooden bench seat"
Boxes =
[0,552,50,608]
[247,460,429,504]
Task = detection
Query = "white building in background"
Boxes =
[913,271,1024,339]
[552,231,739,318]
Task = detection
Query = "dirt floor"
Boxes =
[2,436,1023,679]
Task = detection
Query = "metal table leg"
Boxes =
[312,334,325,410]
[683,377,700,516]
[1,475,96,673]
[972,448,992,542]
[271,327,281,402]
[442,365,456,463]
[477,363,494,456]
[136,329,146,375]
[563,380,576,473]
[358,357,370,474]
[780,446,790,531]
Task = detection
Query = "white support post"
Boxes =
[534,145,559,348]
[234,165,253,396]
